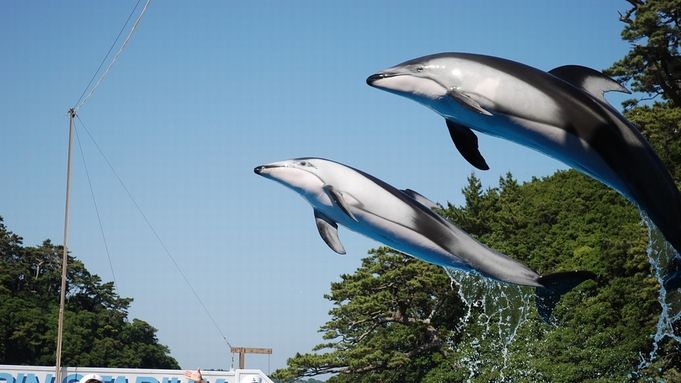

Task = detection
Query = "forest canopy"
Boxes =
[272,170,668,382]
[0,218,179,369]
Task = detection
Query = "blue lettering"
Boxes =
[22,374,38,383]
[44,374,55,383]
[63,374,79,383]
[112,376,127,383]
[0,373,16,383]
[161,378,180,383]
[135,377,158,383]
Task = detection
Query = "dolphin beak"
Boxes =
[366,72,396,86]
[254,164,282,175]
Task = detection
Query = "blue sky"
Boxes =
[1,0,634,375]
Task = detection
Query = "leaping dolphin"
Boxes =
[255,157,595,322]
[366,53,681,287]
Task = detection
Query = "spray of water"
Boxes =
[636,213,681,372]
[442,218,681,382]
[444,268,536,382]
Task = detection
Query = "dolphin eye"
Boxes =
[297,160,315,168]
[416,65,424,73]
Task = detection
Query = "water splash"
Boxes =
[439,214,681,381]
[637,213,681,372]
[444,268,535,382]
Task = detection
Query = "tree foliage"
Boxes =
[0,217,179,368]
[606,0,681,184]
[274,169,673,382]
[606,0,681,107]
[272,248,464,382]
[445,171,666,382]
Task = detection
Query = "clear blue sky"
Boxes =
[0,0,633,375]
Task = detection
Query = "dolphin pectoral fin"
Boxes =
[402,189,439,210]
[323,185,359,222]
[445,119,490,170]
[446,88,493,116]
[535,270,596,324]
[548,65,631,104]
[314,209,346,254]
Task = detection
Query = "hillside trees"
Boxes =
[274,170,668,382]
[442,171,663,382]
[271,248,465,382]
[0,217,179,368]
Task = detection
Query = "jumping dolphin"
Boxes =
[255,157,595,322]
[366,53,681,287]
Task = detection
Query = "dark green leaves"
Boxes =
[0,216,178,368]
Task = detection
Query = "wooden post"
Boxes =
[230,347,272,369]
[55,108,75,383]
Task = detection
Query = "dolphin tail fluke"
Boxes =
[535,271,596,323]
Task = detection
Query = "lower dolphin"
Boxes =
[255,157,595,323]
[366,53,681,288]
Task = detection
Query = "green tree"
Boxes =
[0,216,179,369]
[275,170,670,382]
[624,103,681,184]
[272,248,464,383]
[603,4,681,378]
[440,171,660,382]
[605,0,681,183]
[607,0,681,107]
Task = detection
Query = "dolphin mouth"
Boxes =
[366,72,398,86]
[367,71,447,99]
[254,164,280,174]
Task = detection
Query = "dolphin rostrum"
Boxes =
[366,53,681,287]
[255,157,595,322]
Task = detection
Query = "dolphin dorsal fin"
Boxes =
[402,189,439,210]
[446,88,493,116]
[445,119,490,170]
[548,65,631,105]
[323,185,358,222]
[314,209,346,254]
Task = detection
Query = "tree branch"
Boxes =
[619,0,644,24]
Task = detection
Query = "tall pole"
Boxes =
[55,108,75,383]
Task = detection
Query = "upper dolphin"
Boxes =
[255,157,595,322]
[366,52,681,287]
